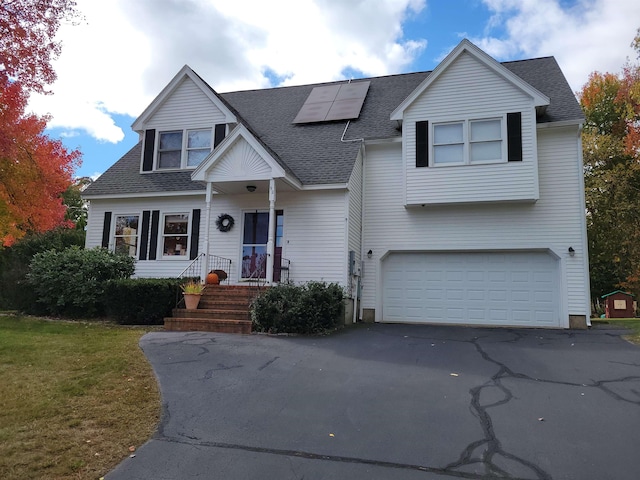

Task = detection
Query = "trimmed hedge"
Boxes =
[251,281,344,334]
[0,228,85,310]
[104,278,182,325]
[27,246,135,318]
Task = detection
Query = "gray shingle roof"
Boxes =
[84,56,583,197]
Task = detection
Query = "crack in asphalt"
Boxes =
[258,356,280,371]
[144,329,639,479]
[157,433,536,480]
[443,339,553,479]
[372,328,640,478]
[446,335,640,479]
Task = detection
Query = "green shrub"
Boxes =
[104,278,181,325]
[251,281,344,334]
[27,246,135,318]
[0,228,85,310]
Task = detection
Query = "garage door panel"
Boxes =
[446,289,464,301]
[468,290,485,301]
[382,252,560,327]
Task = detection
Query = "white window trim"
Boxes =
[155,127,213,171]
[160,212,191,260]
[431,115,507,167]
[112,213,141,258]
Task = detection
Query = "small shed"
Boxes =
[601,290,636,318]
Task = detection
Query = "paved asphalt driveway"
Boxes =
[107,324,640,480]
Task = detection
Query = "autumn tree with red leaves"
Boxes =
[0,0,81,246]
[579,28,640,305]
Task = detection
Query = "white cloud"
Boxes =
[27,0,426,143]
[474,0,640,92]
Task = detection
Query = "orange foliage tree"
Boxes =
[579,28,640,302]
[0,0,81,246]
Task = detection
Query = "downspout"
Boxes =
[341,120,365,322]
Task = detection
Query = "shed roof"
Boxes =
[601,290,635,298]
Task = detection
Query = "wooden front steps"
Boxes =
[164,284,262,334]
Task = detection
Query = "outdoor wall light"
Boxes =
[367,249,373,259]
[568,247,575,257]
[246,185,256,193]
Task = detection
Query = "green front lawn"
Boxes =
[591,318,640,344]
[0,315,161,480]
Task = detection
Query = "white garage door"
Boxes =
[382,252,560,327]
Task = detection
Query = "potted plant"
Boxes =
[181,280,204,309]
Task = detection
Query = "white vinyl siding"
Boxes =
[346,149,363,296]
[87,190,349,285]
[146,77,227,129]
[404,51,538,205]
[362,124,588,324]
[85,196,205,278]
[205,190,347,285]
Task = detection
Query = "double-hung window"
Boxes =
[158,131,183,169]
[157,128,212,170]
[431,117,505,166]
[162,213,190,258]
[433,122,464,164]
[113,214,140,257]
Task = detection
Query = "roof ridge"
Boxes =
[218,57,557,96]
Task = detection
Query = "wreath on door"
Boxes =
[216,213,235,232]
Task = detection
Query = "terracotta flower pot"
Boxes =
[183,293,202,310]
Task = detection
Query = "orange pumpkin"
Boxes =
[206,272,219,285]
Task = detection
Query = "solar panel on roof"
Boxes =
[324,98,367,121]
[293,101,333,124]
[305,85,340,103]
[293,80,370,124]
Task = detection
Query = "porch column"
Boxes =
[266,178,276,285]
[201,182,213,281]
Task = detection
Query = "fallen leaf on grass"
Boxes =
[128,445,136,452]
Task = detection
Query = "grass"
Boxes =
[591,317,640,344]
[0,314,161,480]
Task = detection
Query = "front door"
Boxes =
[241,211,283,281]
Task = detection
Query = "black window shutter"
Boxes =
[214,124,226,148]
[101,212,112,248]
[139,210,151,260]
[148,210,160,260]
[507,113,522,162]
[189,209,201,260]
[142,129,156,171]
[416,121,429,167]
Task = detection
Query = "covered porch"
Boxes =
[189,123,301,286]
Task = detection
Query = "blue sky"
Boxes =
[29,0,639,179]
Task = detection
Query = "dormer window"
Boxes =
[142,125,227,172]
[158,131,183,168]
[157,128,212,170]
[186,130,212,166]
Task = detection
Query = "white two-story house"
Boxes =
[83,39,590,329]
